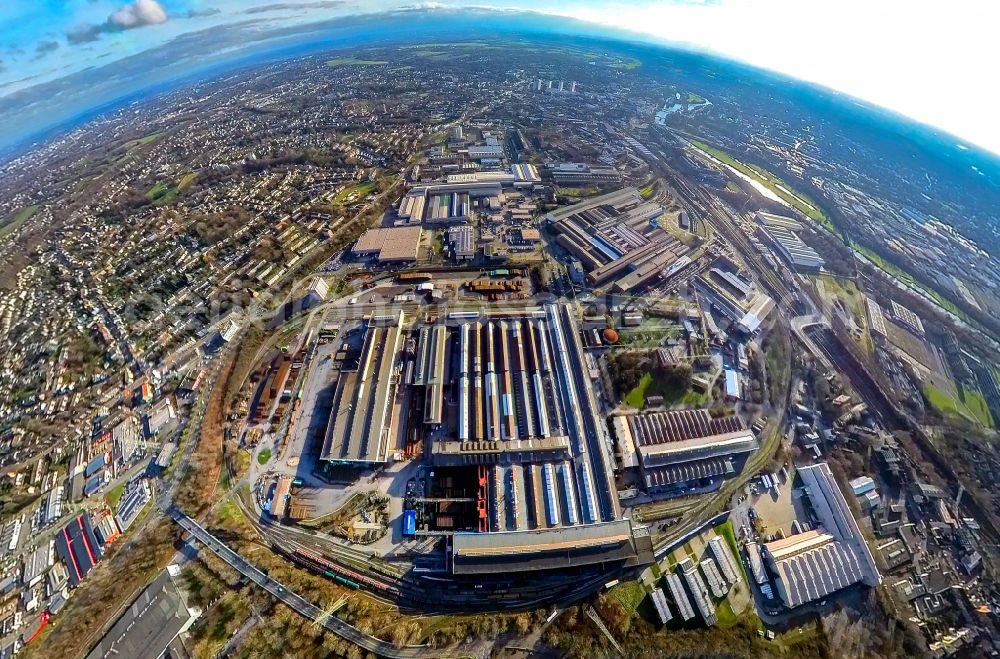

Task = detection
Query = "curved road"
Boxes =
[170,509,452,659]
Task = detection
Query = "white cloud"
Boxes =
[110,0,168,29]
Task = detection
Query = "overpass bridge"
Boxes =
[169,509,443,659]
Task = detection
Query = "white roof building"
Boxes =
[765,463,881,608]
[708,536,740,586]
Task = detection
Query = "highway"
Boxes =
[170,509,446,659]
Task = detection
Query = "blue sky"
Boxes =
[2,0,999,154]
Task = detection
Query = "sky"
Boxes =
[1,0,999,154]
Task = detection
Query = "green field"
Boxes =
[555,185,600,198]
[0,205,40,240]
[639,181,657,199]
[625,372,706,409]
[178,171,199,189]
[326,58,389,68]
[257,448,272,465]
[624,373,654,408]
[138,132,162,145]
[961,387,994,428]
[609,57,642,70]
[147,181,169,199]
[105,482,126,509]
[147,172,200,206]
[923,383,993,428]
[817,274,864,322]
[147,181,179,206]
[853,242,913,282]
[715,599,739,628]
[416,51,448,58]
[609,580,648,612]
[815,274,871,354]
[332,182,376,205]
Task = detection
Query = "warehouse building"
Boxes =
[764,462,881,609]
[665,571,696,621]
[143,397,176,437]
[548,162,622,185]
[692,265,775,335]
[755,211,804,231]
[614,410,759,493]
[745,541,768,584]
[55,514,103,588]
[755,224,825,273]
[650,587,673,624]
[116,479,151,532]
[678,557,717,626]
[888,300,925,336]
[22,543,52,588]
[708,536,741,586]
[467,144,504,160]
[451,519,650,574]
[448,224,475,261]
[737,292,776,335]
[700,556,728,598]
[87,570,199,659]
[510,163,542,184]
[352,227,422,263]
[269,476,293,519]
[545,187,692,292]
[320,311,405,466]
[865,296,888,339]
[413,324,447,426]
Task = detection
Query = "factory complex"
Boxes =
[693,265,776,336]
[545,187,695,293]
[239,137,884,627]
[313,303,652,574]
[394,164,541,226]
[351,226,423,263]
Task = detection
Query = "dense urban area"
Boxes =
[0,33,998,659]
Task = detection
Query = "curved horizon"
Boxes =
[0,0,1000,159]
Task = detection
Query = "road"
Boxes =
[170,509,449,659]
